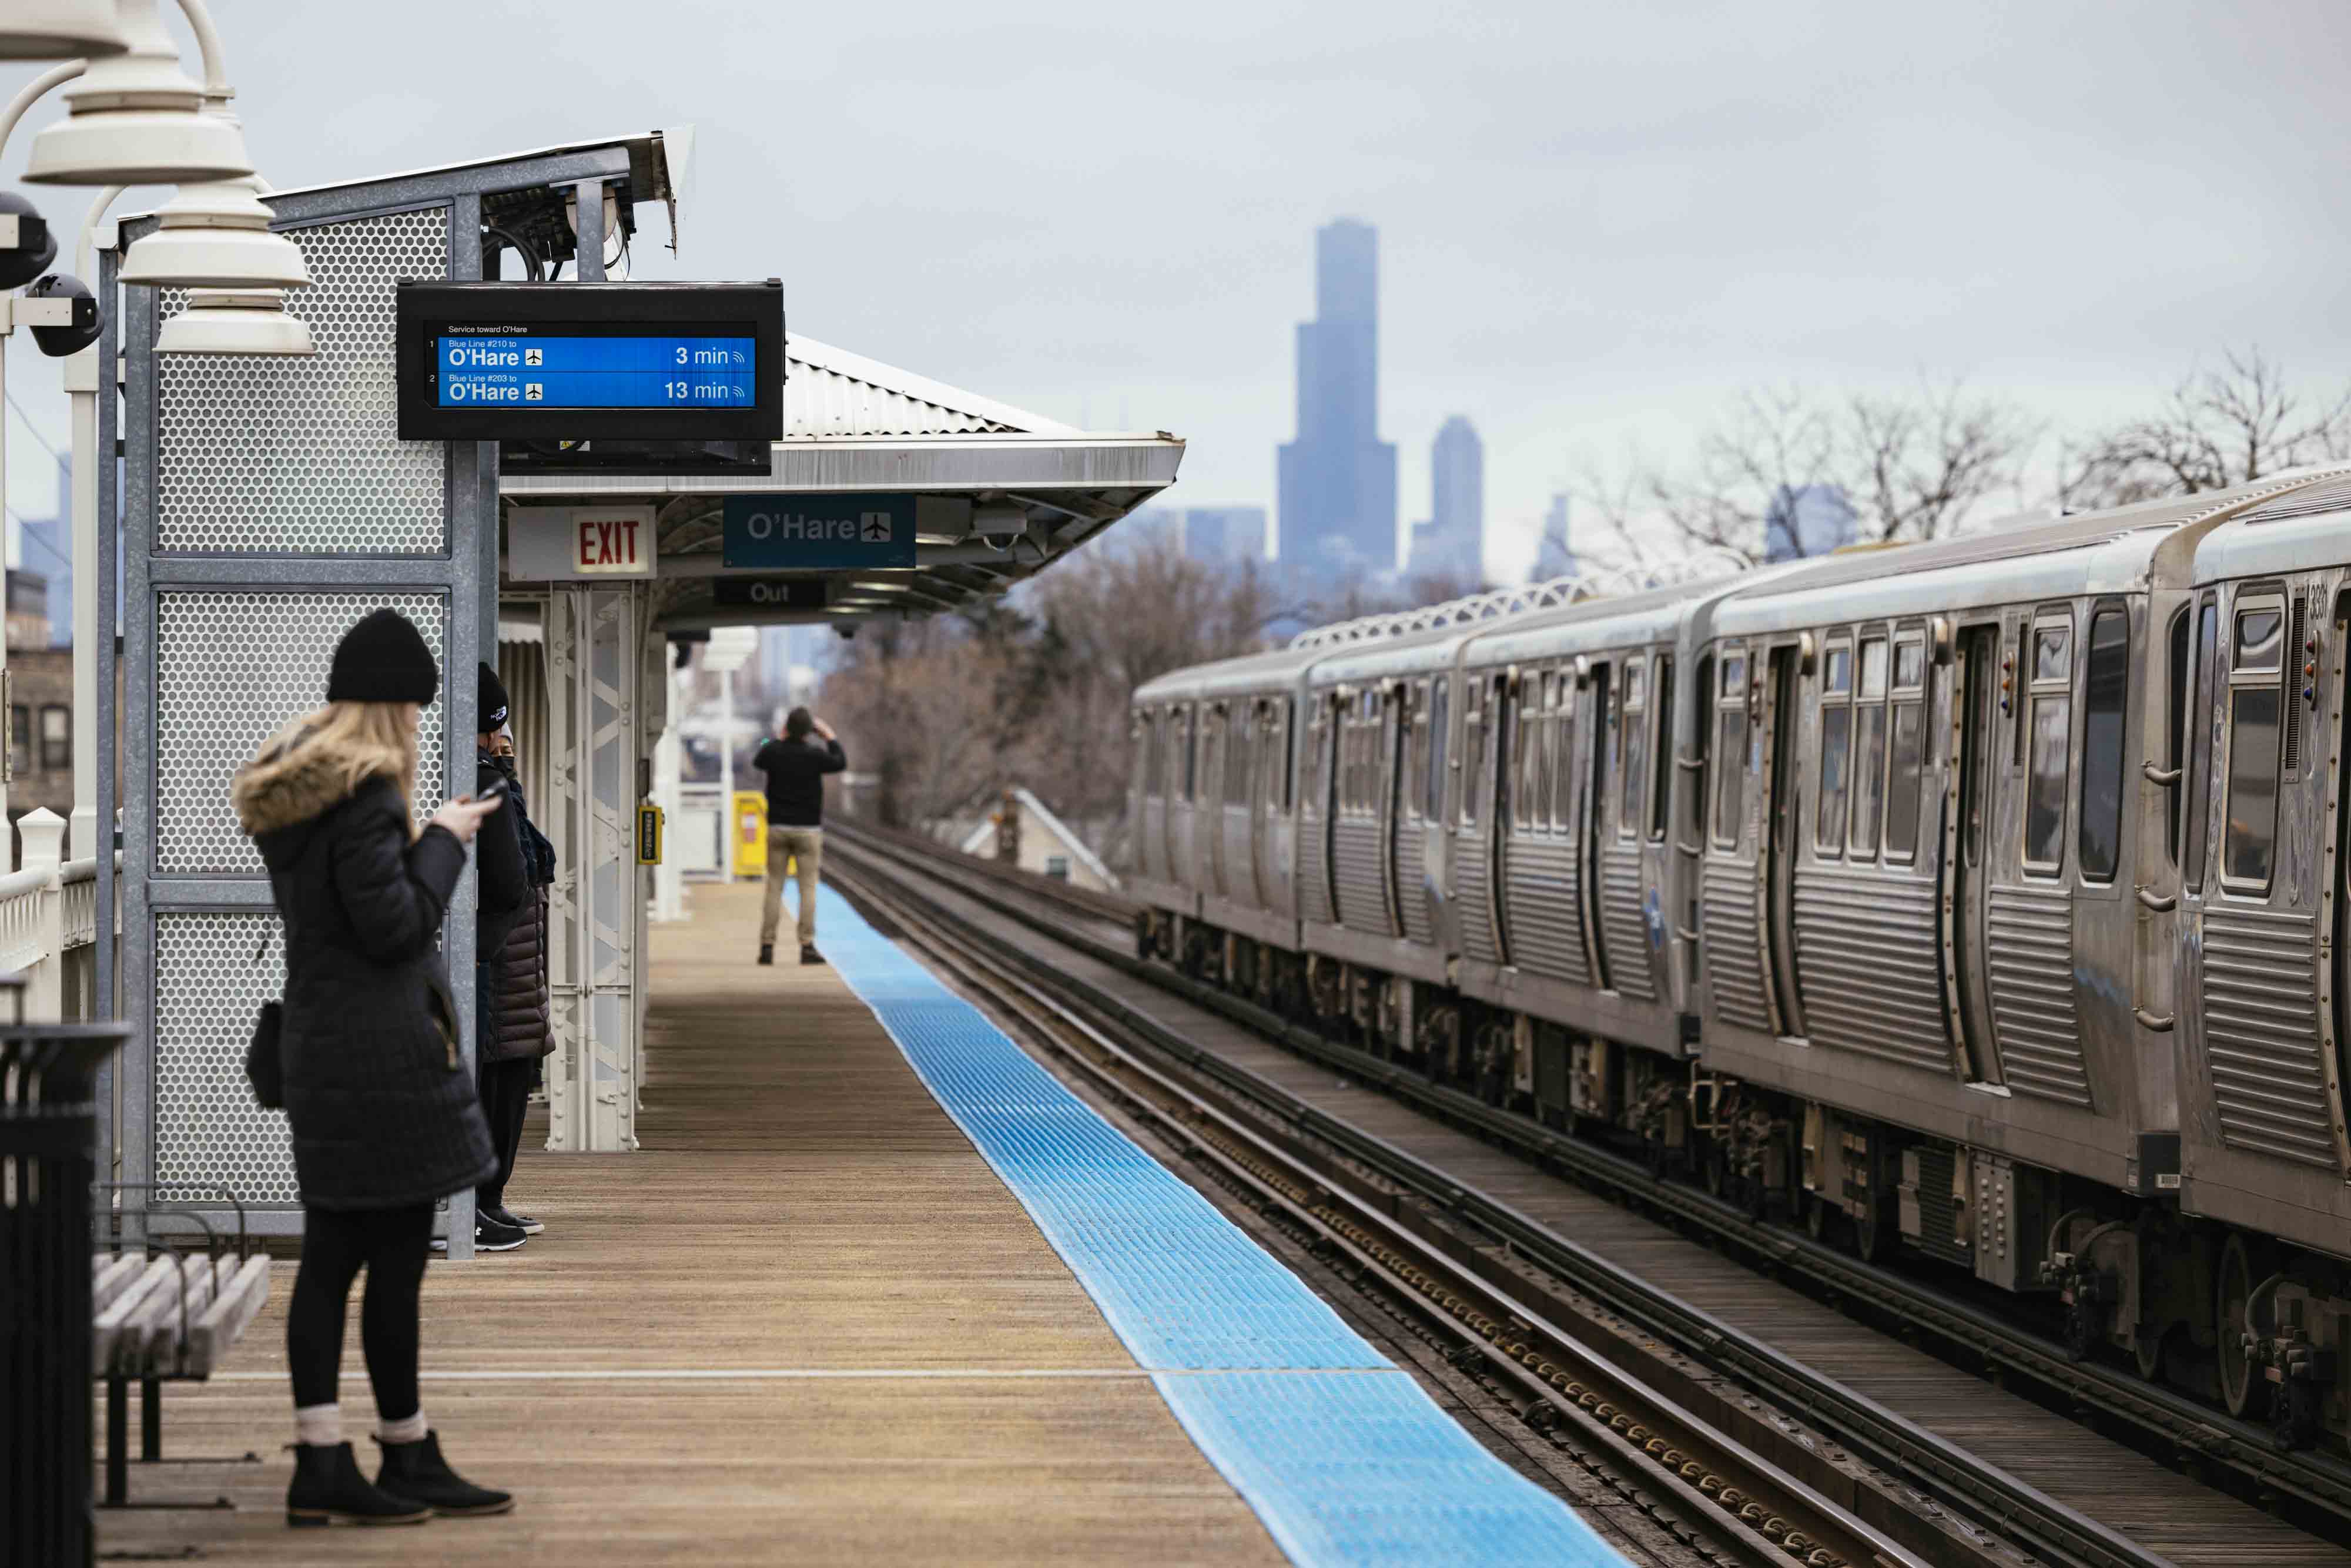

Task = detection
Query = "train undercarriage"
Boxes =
[1137,906,2351,1453]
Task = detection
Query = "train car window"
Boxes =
[1688,654,1714,839]
[1619,657,1647,840]
[1285,701,1297,809]
[1590,661,1617,839]
[2223,594,2288,890]
[1885,634,1927,860]
[2079,607,2129,883]
[1713,654,1748,847]
[1551,677,1576,829]
[1850,635,1888,859]
[2024,617,2071,871]
[1426,678,1449,821]
[1518,675,1546,832]
[1649,655,1675,840]
[1539,673,1562,833]
[1461,684,1485,827]
[2012,621,2031,766]
[2164,608,2189,865]
[1816,639,1854,853]
[1402,685,1424,822]
[2186,599,2218,890]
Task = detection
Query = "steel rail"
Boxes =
[826,824,2203,1568]
[829,856,1928,1568]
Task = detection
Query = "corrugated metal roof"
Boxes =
[785,334,1081,439]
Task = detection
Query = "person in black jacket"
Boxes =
[230,609,513,1529]
[469,665,533,1252]
[478,703,558,1238]
[752,706,845,966]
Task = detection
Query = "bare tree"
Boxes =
[1582,380,2038,568]
[2062,347,2351,507]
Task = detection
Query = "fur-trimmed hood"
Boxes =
[232,726,408,839]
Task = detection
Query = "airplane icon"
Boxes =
[860,512,893,542]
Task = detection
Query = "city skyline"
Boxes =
[1277,219,1398,573]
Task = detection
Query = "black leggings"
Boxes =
[287,1203,433,1418]
[477,1057,534,1211]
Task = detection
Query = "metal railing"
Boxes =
[0,809,117,1024]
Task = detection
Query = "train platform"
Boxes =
[96,879,1616,1566]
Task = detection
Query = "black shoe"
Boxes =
[758,943,775,966]
[484,1204,543,1235]
[474,1214,527,1252]
[287,1440,431,1528]
[801,945,824,966]
[374,1430,514,1518]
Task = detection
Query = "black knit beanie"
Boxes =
[325,608,438,705]
[478,662,510,732]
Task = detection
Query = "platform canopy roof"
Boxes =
[499,334,1184,629]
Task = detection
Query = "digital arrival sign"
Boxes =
[435,324,756,410]
[396,280,783,444]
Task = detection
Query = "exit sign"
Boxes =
[508,505,659,579]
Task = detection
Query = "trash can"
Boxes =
[2,1024,133,1568]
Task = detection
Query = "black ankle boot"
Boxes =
[286,1440,430,1527]
[758,943,775,965]
[375,1430,514,1517]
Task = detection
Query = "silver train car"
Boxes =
[1128,466,2351,1447]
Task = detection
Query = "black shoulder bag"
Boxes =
[246,931,284,1110]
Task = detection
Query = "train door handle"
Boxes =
[1675,838,1704,858]
[2134,1007,2175,1033]
[2142,762,2181,787]
[2135,886,2176,912]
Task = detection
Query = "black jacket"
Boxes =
[480,758,556,1065]
[474,748,529,956]
[233,728,497,1211]
[752,735,845,827]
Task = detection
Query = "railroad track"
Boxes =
[826,825,2195,1568]
[825,820,2351,1544]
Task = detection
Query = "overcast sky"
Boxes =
[5,0,2348,577]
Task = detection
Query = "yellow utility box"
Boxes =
[732,792,768,879]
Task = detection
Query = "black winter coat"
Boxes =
[485,886,553,1063]
[474,748,530,956]
[233,729,498,1211]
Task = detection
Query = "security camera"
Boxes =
[971,502,1027,552]
[23,273,98,357]
[0,194,56,291]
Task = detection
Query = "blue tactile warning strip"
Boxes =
[820,886,1626,1567]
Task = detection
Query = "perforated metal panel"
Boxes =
[153,591,447,875]
[153,912,294,1205]
[156,207,449,555]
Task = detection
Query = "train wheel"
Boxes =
[1854,1195,1893,1264]
[2216,1233,2257,1418]
[2134,1322,2169,1382]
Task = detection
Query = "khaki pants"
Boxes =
[761,826,822,949]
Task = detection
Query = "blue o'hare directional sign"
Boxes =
[722,495,917,569]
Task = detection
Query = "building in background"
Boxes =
[1181,505,1268,565]
[14,454,70,646]
[1276,219,1397,574]
[1407,416,1483,580]
[1763,483,1861,562]
[1531,492,1577,581]
[1111,504,1268,567]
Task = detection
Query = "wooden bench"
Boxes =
[92,1192,272,1510]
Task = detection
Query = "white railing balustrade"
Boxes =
[0,808,118,1022]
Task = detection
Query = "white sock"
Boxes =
[377,1409,428,1445]
[293,1403,341,1448]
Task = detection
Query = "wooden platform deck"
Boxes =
[96,879,1284,1565]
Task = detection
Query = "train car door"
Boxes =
[1303,691,1341,924]
[1202,703,1228,899]
[1379,680,1408,934]
[1581,659,1616,990]
[1757,644,1806,1036]
[1944,625,2005,1083]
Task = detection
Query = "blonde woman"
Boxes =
[231,608,510,1529]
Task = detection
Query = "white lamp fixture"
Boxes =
[0,0,129,59]
[155,286,312,356]
[22,0,252,185]
[120,161,311,289]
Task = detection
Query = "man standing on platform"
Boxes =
[753,707,846,967]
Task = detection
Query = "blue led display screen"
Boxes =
[431,324,758,409]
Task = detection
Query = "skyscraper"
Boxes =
[1407,416,1483,580]
[1531,492,1578,582]
[1183,505,1268,565]
[1277,219,1398,574]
